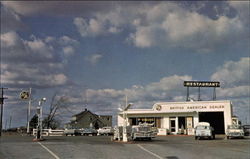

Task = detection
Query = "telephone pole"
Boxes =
[0,87,8,137]
[27,88,32,134]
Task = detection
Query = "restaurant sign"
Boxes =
[184,81,220,87]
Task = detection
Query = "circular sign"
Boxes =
[155,105,162,111]
[20,91,29,100]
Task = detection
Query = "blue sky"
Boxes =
[1,1,249,128]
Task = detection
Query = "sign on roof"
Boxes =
[184,81,220,87]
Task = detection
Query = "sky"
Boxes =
[0,1,249,128]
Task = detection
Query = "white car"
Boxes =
[226,125,244,139]
[97,127,114,136]
[194,122,215,140]
[64,129,76,136]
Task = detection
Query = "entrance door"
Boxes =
[170,118,176,133]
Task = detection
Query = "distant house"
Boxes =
[65,109,112,129]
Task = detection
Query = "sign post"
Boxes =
[20,89,32,134]
[0,88,8,137]
[184,81,220,101]
[34,98,46,141]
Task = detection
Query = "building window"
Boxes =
[129,117,162,128]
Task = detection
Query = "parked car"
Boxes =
[75,129,84,136]
[64,129,76,136]
[97,127,114,136]
[131,123,157,141]
[243,125,250,136]
[194,122,215,140]
[82,128,97,136]
[226,125,244,139]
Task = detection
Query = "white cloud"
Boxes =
[0,31,80,88]
[210,58,250,115]
[49,74,68,86]
[85,54,103,65]
[59,36,79,45]
[63,46,75,57]
[129,3,246,52]
[74,16,122,37]
[216,86,250,98]
[3,1,248,52]
[74,17,104,37]
[45,36,55,43]
[211,57,250,86]
[74,2,249,52]
[0,31,20,47]
[85,75,192,106]
[25,38,54,59]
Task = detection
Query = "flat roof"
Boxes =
[118,100,231,115]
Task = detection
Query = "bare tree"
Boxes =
[44,94,69,129]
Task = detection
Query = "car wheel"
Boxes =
[195,136,198,140]
[227,136,229,139]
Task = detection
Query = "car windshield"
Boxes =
[196,126,209,130]
[228,125,242,129]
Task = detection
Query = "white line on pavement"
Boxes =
[38,142,60,159]
[137,144,163,159]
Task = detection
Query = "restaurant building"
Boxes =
[118,100,233,135]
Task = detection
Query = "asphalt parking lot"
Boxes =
[0,135,249,159]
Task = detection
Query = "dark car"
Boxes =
[243,125,250,136]
[82,128,97,136]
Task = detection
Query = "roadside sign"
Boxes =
[20,91,29,100]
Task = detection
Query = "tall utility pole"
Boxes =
[27,88,32,134]
[0,87,8,137]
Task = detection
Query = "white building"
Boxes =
[118,100,233,135]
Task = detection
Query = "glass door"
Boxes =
[170,118,176,133]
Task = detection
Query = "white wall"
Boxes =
[223,102,233,132]
[117,115,123,127]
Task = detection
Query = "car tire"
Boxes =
[195,136,198,140]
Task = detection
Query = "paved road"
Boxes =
[0,135,249,159]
